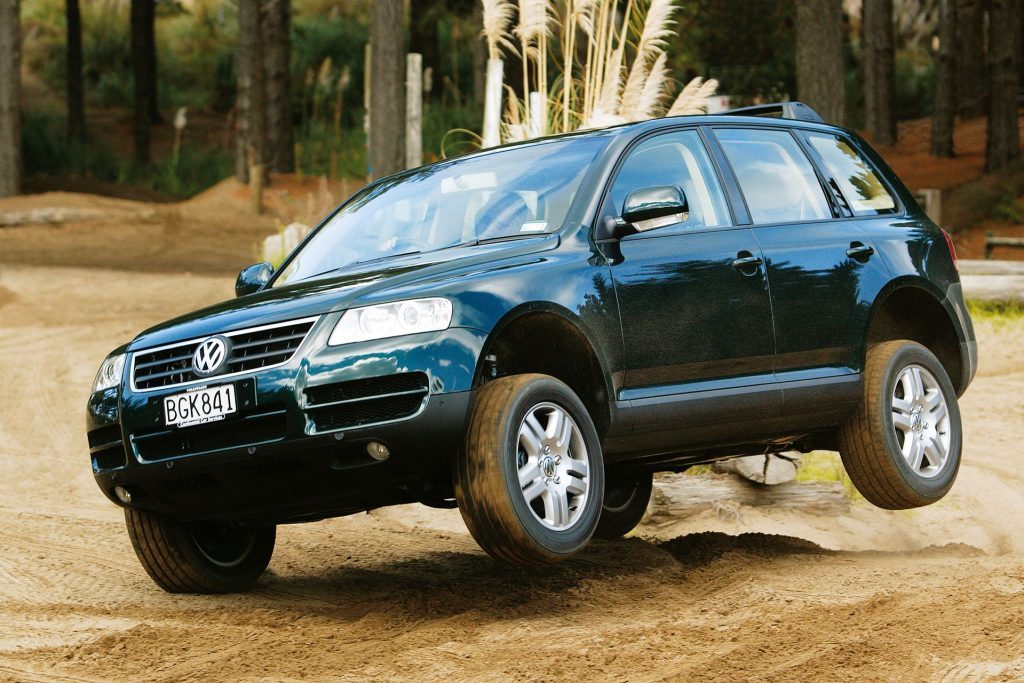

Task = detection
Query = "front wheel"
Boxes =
[454,374,604,566]
[838,340,962,509]
[125,508,276,593]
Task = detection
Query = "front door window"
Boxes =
[608,130,732,230]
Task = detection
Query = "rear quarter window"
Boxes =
[805,132,896,215]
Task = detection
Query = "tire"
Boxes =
[594,471,653,539]
[454,373,605,566]
[125,508,276,593]
[838,340,962,510]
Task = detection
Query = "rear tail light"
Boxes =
[942,229,958,272]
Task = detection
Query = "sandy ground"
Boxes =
[2,203,1024,682]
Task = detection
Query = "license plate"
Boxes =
[164,384,237,428]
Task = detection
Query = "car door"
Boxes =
[711,126,893,417]
[600,129,779,444]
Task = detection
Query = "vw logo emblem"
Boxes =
[192,336,229,377]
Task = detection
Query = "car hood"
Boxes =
[127,236,558,351]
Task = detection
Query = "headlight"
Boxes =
[93,353,126,392]
[329,298,453,346]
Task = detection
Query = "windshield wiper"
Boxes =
[352,250,422,266]
[460,233,550,247]
[295,250,422,282]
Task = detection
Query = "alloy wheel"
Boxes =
[515,402,591,530]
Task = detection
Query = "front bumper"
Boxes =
[87,323,486,524]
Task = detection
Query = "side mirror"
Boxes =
[621,185,688,231]
[235,262,274,297]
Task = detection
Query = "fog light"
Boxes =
[366,442,390,461]
[114,485,133,504]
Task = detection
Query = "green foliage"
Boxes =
[424,103,481,161]
[294,119,367,178]
[136,145,235,197]
[992,190,1024,224]
[292,13,367,128]
[967,299,1024,321]
[894,49,935,121]
[672,0,795,102]
[795,450,860,500]
[21,110,120,177]
[156,0,238,110]
[21,109,232,199]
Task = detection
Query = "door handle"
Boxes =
[731,253,763,269]
[846,242,875,259]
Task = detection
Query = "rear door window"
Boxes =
[714,128,831,225]
[805,132,897,214]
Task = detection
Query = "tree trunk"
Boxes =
[236,0,267,182]
[369,0,405,179]
[144,0,158,123]
[931,0,956,157]
[470,2,485,105]
[65,0,84,140]
[985,0,1022,171]
[863,0,898,145]
[0,0,21,197]
[795,0,846,125]
[955,0,986,118]
[409,0,440,103]
[263,0,294,173]
[130,0,155,163]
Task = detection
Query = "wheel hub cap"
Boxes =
[891,364,951,479]
[515,402,591,531]
[540,456,556,478]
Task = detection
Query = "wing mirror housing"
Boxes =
[235,262,274,297]
[598,185,689,241]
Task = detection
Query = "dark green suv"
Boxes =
[87,103,977,592]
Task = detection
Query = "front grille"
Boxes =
[304,372,429,432]
[132,407,288,461]
[132,318,317,391]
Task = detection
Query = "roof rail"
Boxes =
[720,102,825,124]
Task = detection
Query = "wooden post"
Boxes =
[249,163,265,214]
[482,58,504,148]
[406,52,422,168]
[364,42,372,179]
[0,0,22,197]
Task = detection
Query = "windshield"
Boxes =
[273,136,607,286]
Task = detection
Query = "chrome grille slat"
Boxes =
[134,352,195,371]
[130,317,318,392]
[135,365,194,382]
[228,349,294,365]
[231,331,308,351]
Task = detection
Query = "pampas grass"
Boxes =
[668,76,720,116]
[481,0,718,144]
[482,0,517,60]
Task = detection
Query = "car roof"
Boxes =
[456,102,849,158]
[372,102,854,188]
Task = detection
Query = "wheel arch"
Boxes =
[473,303,615,437]
[863,281,967,394]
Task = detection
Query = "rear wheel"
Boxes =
[454,374,604,566]
[125,508,275,593]
[594,471,653,539]
[838,340,962,509]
